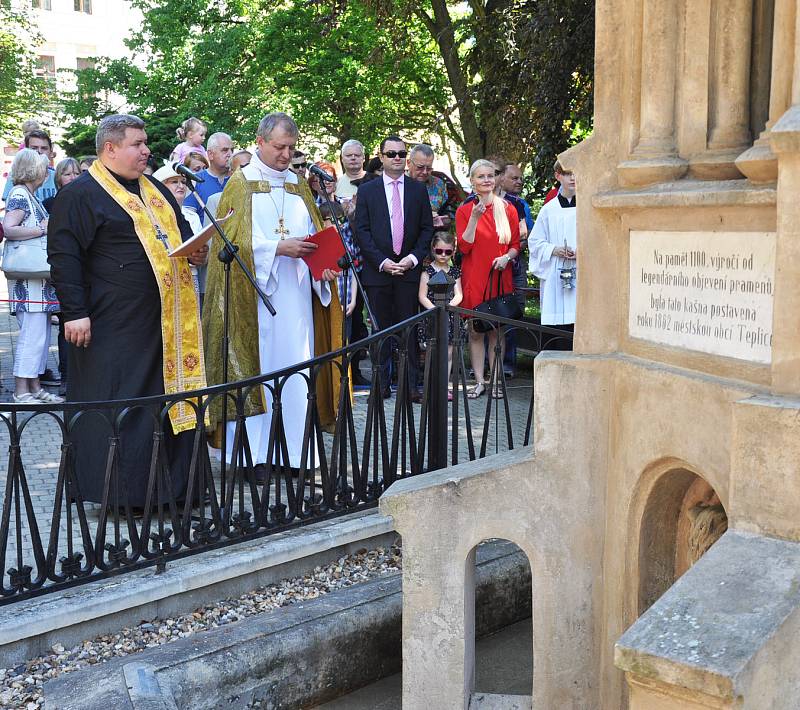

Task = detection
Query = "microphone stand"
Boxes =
[184,179,276,507]
[316,183,379,344]
[315,182,382,419]
[315,181,378,503]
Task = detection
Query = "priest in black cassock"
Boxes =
[48,114,209,508]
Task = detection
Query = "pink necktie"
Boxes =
[391,179,404,255]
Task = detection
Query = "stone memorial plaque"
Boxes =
[629,231,776,363]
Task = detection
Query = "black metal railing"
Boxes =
[0,295,572,603]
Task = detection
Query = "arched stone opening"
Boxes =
[637,469,728,615]
[466,538,533,698]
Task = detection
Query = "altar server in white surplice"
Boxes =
[203,113,343,478]
[528,162,577,326]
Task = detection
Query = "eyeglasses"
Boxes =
[433,248,454,256]
[293,162,308,169]
[383,150,408,159]
[411,162,433,172]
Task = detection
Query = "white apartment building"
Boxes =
[32,0,140,90]
[2,0,140,180]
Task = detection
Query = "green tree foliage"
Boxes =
[63,0,451,159]
[0,5,45,139]
[61,103,178,160]
[63,0,594,189]
[368,0,594,191]
[506,0,594,191]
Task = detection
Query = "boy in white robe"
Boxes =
[528,161,577,327]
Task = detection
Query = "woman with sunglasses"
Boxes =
[456,159,520,399]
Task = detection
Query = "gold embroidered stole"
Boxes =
[203,170,345,429]
[89,160,208,433]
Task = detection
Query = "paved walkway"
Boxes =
[0,277,535,595]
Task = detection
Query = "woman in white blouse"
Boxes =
[2,149,64,404]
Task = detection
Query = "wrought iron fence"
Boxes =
[0,295,572,603]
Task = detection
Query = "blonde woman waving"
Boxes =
[456,159,520,398]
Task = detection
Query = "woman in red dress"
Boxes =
[456,159,520,398]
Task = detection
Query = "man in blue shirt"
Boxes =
[182,132,233,220]
[180,132,233,303]
[2,130,57,204]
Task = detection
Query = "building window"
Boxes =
[36,55,56,83]
[73,0,91,13]
[32,0,52,8]
[75,58,95,100]
[35,55,56,103]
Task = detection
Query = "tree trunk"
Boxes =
[437,127,461,181]
[426,0,484,162]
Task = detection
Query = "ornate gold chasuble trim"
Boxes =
[89,160,209,434]
[202,171,345,430]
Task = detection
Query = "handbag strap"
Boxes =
[29,190,46,220]
[19,187,45,230]
[482,266,510,300]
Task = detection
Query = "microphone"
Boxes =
[309,164,335,183]
[171,162,205,183]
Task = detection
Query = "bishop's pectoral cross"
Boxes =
[275,218,290,239]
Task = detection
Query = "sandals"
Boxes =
[12,393,37,404]
[490,385,505,399]
[467,382,486,399]
[32,389,65,404]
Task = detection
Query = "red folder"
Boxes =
[302,226,346,280]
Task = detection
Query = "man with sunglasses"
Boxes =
[406,143,454,228]
[291,150,308,179]
[354,135,434,401]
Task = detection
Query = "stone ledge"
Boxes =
[537,349,772,395]
[592,179,776,210]
[380,447,534,507]
[615,530,800,700]
[770,105,800,154]
[0,510,395,665]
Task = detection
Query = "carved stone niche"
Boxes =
[638,469,728,615]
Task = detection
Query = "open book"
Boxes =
[168,210,233,258]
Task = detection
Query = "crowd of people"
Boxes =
[0,111,577,502]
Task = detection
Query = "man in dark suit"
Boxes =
[354,135,434,400]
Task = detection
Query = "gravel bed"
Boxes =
[0,544,402,709]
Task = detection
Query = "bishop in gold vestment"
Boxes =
[202,148,343,469]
